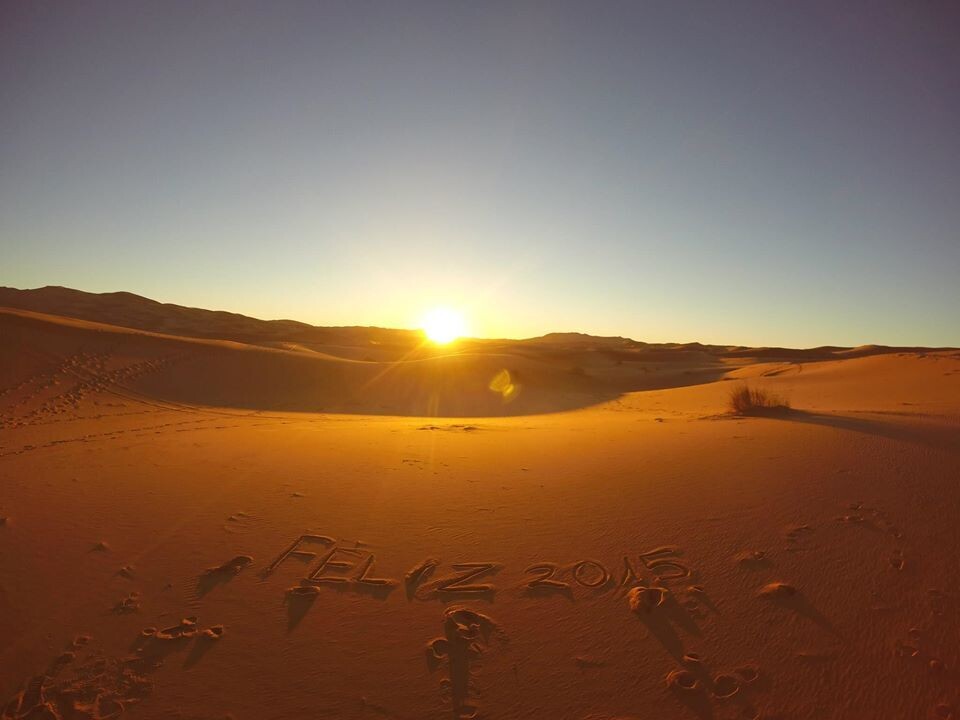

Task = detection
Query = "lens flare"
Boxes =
[489,369,520,402]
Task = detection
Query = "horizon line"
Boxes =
[3,283,958,353]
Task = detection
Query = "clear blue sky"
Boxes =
[2,1,958,346]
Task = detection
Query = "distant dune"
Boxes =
[0,285,418,350]
[1,286,955,418]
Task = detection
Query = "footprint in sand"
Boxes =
[196,555,254,597]
[201,624,225,641]
[759,581,839,636]
[893,625,949,678]
[784,524,813,552]
[152,616,200,641]
[711,673,741,699]
[222,511,258,535]
[838,504,912,580]
[141,620,221,642]
[759,581,797,599]
[2,632,158,719]
[679,584,718,617]
[666,668,700,692]
[736,550,771,570]
[286,583,320,598]
[284,583,320,631]
[208,555,254,574]
[838,502,903,540]
[735,664,761,685]
[665,658,766,718]
[111,591,140,615]
[136,615,226,670]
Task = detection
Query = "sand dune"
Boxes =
[2,290,959,719]
[0,305,729,417]
[2,288,952,418]
[0,286,419,352]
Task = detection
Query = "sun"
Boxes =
[420,307,468,344]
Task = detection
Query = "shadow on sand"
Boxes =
[758,409,959,453]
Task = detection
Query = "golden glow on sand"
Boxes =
[421,307,468,344]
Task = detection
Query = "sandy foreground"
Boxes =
[1,301,959,719]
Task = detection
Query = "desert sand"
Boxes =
[1,287,959,720]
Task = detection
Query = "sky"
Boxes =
[2,1,959,347]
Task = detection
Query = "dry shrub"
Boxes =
[728,384,790,416]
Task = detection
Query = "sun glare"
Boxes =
[421,307,467,344]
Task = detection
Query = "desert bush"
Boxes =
[728,384,789,415]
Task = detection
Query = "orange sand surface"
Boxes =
[2,292,959,719]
